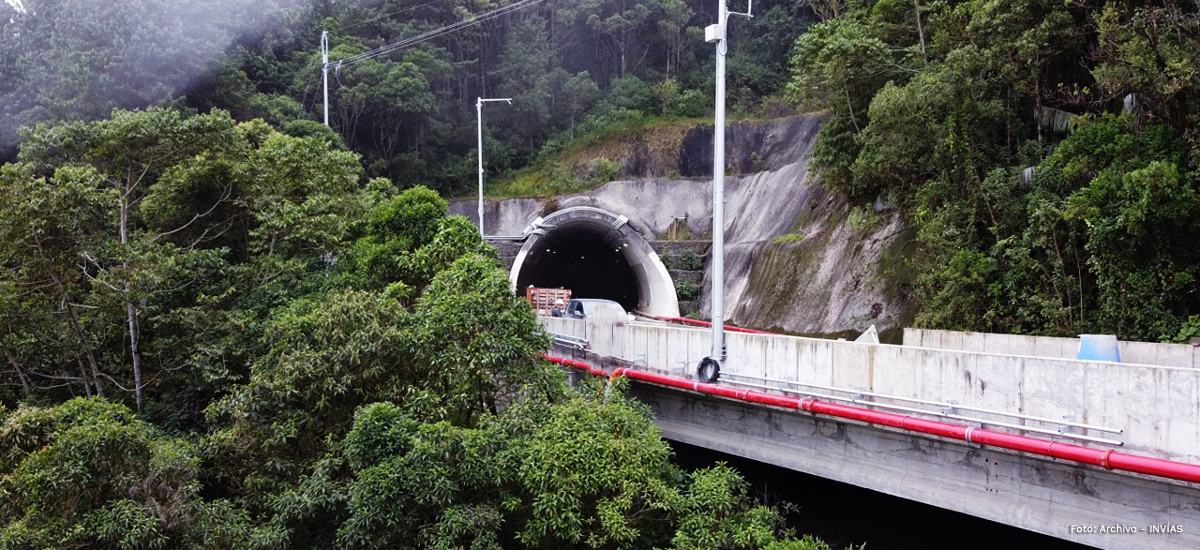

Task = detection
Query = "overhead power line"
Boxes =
[322,0,544,125]
[331,0,545,70]
[337,0,458,32]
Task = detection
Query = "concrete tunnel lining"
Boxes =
[510,207,680,318]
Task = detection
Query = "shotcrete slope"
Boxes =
[451,115,914,338]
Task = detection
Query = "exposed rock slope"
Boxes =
[451,115,915,339]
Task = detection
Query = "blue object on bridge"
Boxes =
[1078,334,1121,362]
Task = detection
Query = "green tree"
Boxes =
[787,16,896,193]
[655,0,693,78]
[1092,3,1200,135]
[0,0,245,154]
[497,16,556,150]
[556,71,600,139]
[1,109,370,416]
[0,398,277,549]
[587,0,653,78]
[0,163,113,400]
[207,249,553,515]
[332,388,797,550]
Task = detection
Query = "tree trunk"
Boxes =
[4,348,30,394]
[77,356,94,398]
[46,267,104,398]
[914,0,927,63]
[126,300,143,411]
[121,188,144,411]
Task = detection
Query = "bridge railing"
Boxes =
[906,327,1200,368]
[541,316,1200,464]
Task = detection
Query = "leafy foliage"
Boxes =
[0,108,369,418]
[678,249,703,271]
[1,107,821,548]
[0,398,278,549]
[675,280,701,301]
[331,390,793,550]
[0,101,835,547]
[2,0,811,194]
[790,1,1200,341]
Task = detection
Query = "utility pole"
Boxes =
[477,97,512,237]
[701,0,750,382]
[321,31,330,126]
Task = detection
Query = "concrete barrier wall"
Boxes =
[542,318,1200,462]
[905,328,1200,368]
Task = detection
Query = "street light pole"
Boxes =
[711,3,728,370]
[477,97,512,237]
[321,31,330,126]
[701,0,750,381]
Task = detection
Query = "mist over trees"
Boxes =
[1,0,811,193]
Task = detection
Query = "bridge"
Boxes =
[542,316,1200,550]
[450,113,1198,547]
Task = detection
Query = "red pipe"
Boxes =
[652,316,776,335]
[543,354,1200,484]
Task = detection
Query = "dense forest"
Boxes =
[0,109,828,548]
[0,0,828,547]
[3,0,1200,546]
[1,0,809,193]
[790,0,1200,341]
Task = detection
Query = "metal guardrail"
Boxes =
[548,354,1200,486]
[551,332,588,351]
[541,319,1125,446]
[722,372,1124,446]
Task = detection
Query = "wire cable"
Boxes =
[335,0,534,66]
[336,0,459,32]
[330,0,544,69]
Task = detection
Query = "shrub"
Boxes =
[679,249,703,270]
[772,233,806,245]
[676,280,700,301]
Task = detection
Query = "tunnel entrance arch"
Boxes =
[510,207,680,317]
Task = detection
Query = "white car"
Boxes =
[565,298,636,324]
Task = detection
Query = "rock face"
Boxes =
[725,185,914,340]
[450,115,915,340]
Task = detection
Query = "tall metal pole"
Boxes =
[477,98,485,237]
[698,0,749,380]
[476,97,511,237]
[321,31,330,126]
[710,0,729,366]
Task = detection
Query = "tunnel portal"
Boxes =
[510,207,680,318]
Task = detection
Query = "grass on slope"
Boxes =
[488,116,705,199]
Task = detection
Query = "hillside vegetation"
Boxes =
[0,109,827,549]
[789,0,1200,341]
[3,0,1200,545]
[0,2,840,547]
[0,0,809,196]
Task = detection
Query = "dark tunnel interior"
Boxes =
[514,224,640,313]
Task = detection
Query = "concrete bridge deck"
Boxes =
[543,317,1200,550]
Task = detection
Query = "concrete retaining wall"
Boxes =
[543,318,1200,462]
[906,328,1200,368]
